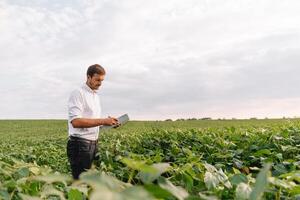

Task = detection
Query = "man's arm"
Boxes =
[71,117,118,128]
[68,90,118,128]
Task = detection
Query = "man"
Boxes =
[67,64,119,179]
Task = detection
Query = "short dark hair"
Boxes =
[87,64,106,77]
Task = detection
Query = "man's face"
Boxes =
[87,74,105,90]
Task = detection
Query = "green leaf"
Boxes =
[80,171,128,191]
[230,126,236,133]
[68,189,83,200]
[198,193,218,200]
[281,145,291,152]
[183,172,194,191]
[28,181,41,196]
[204,163,217,173]
[280,171,300,182]
[253,149,271,157]
[121,186,154,200]
[236,183,252,200]
[290,186,300,196]
[273,164,288,176]
[68,185,89,197]
[40,184,66,200]
[204,171,219,190]
[89,187,120,200]
[122,158,154,173]
[16,167,30,178]
[33,174,72,184]
[4,180,17,192]
[0,190,10,200]
[19,193,41,200]
[29,166,40,175]
[233,159,244,169]
[144,184,173,199]
[268,177,294,189]
[138,163,170,184]
[249,163,272,200]
[230,174,248,186]
[216,168,232,189]
[158,177,189,200]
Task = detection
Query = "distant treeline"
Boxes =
[165,117,212,121]
[164,117,297,121]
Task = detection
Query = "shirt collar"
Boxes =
[83,83,98,94]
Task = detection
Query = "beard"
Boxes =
[93,85,100,90]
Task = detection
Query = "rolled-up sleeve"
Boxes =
[68,90,83,122]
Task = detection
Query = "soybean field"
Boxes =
[0,119,299,200]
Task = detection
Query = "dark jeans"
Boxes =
[67,136,99,179]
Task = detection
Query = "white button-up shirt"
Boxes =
[68,84,101,141]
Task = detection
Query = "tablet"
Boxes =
[100,114,129,131]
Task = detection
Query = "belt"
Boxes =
[69,136,98,144]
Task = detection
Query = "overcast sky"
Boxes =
[1,0,300,120]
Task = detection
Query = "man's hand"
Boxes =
[103,116,119,126]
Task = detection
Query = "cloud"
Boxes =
[1,0,300,119]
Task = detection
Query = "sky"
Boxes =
[1,0,300,120]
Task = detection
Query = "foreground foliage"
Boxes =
[0,119,299,199]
